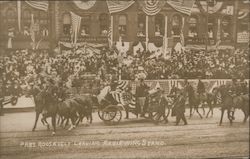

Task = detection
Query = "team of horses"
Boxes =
[30,86,95,135]
[29,83,249,136]
[184,85,249,125]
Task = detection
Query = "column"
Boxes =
[163,15,168,54]
[110,15,114,46]
[146,15,149,51]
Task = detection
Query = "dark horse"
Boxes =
[184,86,204,119]
[30,86,58,135]
[197,89,218,118]
[215,85,249,125]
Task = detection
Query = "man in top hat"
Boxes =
[174,89,188,126]
[197,78,205,105]
[135,78,149,117]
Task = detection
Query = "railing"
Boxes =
[59,36,108,43]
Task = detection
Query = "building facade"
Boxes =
[0,0,249,54]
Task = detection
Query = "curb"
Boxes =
[2,107,35,113]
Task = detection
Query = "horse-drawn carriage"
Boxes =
[96,84,172,125]
[0,82,19,107]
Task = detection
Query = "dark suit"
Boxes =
[175,94,187,125]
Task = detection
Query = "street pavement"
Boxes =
[0,97,249,159]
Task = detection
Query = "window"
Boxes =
[5,8,16,28]
[80,15,91,36]
[39,11,48,36]
[208,17,215,39]
[23,9,31,36]
[221,16,231,40]
[171,15,181,36]
[99,13,108,36]
[137,13,145,37]
[155,14,164,36]
[188,16,198,38]
[118,15,127,36]
[23,9,31,26]
[63,13,71,35]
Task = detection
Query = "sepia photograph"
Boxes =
[0,0,249,158]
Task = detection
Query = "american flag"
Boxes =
[111,92,136,109]
[70,12,82,44]
[106,0,134,14]
[25,1,49,11]
[167,0,195,16]
[110,81,136,109]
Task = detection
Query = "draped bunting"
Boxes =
[198,1,224,14]
[167,0,195,16]
[129,79,237,94]
[73,0,96,10]
[133,42,145,56]
[139,0,166,16]
[238,11,249,19]
[148,42,162,58]
[25,1,49,11]
[106,0,135,14]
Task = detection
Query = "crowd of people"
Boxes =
[0,46,249,97]
[121,48,249,80]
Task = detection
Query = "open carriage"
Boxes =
[97,82,172,125]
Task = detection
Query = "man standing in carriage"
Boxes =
[135,78,149,117]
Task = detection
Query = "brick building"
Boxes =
[0,0,249,53]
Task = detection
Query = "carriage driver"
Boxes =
[135,78,149,117]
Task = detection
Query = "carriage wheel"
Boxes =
[11,96,18,106]
[109,109,122,125]
[99,105,119,122]
[151,106,171,124]
[102,105,122,125]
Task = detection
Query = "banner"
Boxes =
[106,0,134,14]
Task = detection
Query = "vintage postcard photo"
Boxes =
[0,0,249,158]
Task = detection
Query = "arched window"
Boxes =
[80,15,91,36]
[188,16,198,38]
[63,13,71,35]
[118,15,127,36]
[155,14,164,36]
[99,13,108,36]
[5,8,16,28]
[221,16,231,41]
[137,13,145,37]
[171,14,181,36]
